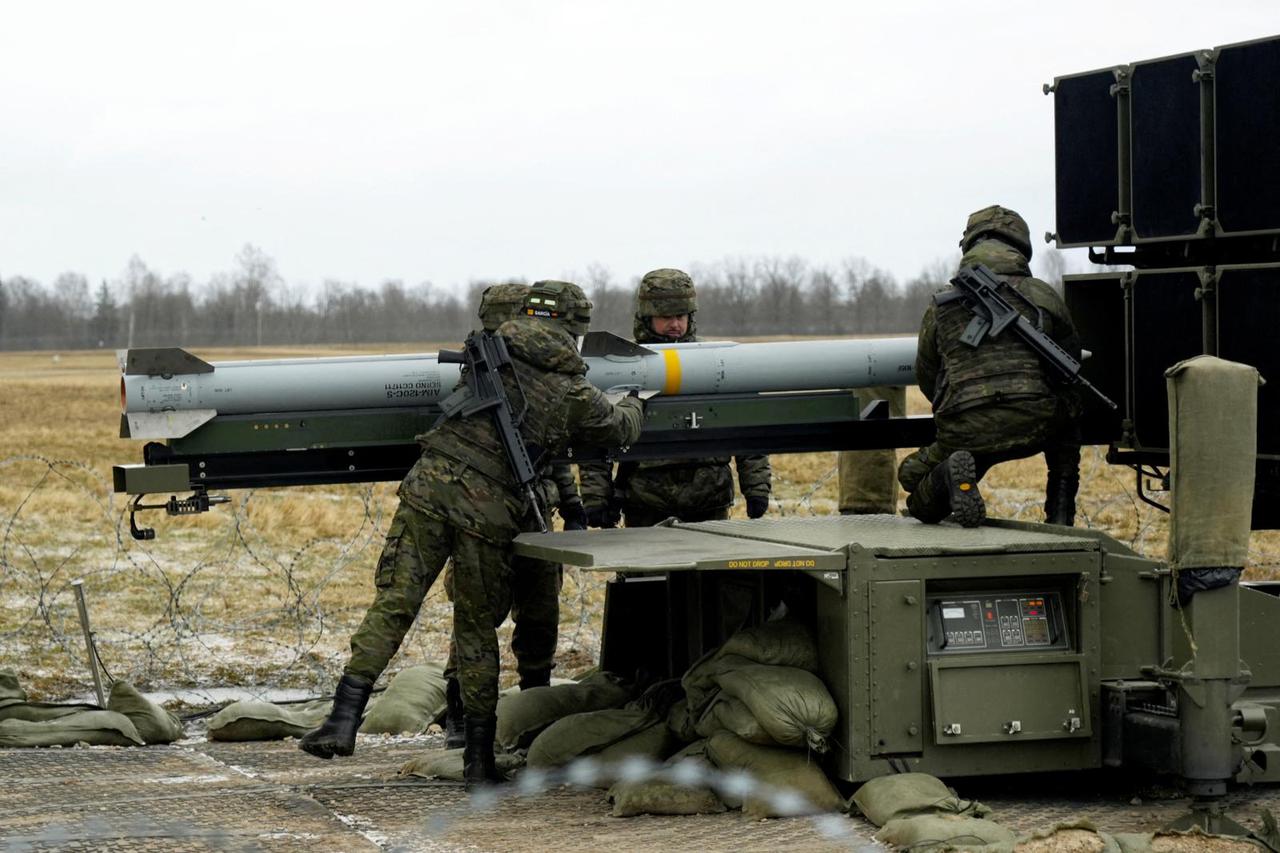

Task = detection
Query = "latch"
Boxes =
[1003,720,1022,735]
[942,723,962,736]
[1063,715,1082,733]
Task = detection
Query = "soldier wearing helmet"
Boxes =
[580,268,772,527]
[437,282,587,752]
[301,279,643,791]
[898,205,1083,527]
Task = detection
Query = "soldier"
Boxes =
[837,386,907,515]
[898,205,1082,528]
[300,281,643,789]
[440,284,586,750]
[580,268,771,527]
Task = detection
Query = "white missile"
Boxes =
[120,334,917,440]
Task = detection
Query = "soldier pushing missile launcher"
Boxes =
[438,284,585,750]
[300,280,643,790]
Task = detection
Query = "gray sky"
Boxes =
[1,2,1272,293]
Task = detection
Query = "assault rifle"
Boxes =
[437,331,548,532]
[938,264,1118,411]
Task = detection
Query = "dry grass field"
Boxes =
[1,343,1277,702]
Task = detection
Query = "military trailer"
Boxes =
[515,516,1280,790]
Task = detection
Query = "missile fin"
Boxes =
[122,348,215,377]
[123,409,218,440]
[579,331,656,359]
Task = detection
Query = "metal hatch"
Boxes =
[512,523,846,577]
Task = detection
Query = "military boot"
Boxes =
[929,451,985,528]
[443,677,465,750]
[518,668,551,692]
[299,673,373,759]
[463,714,502,791]
[1044,471,1079,526]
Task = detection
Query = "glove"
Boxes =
[746,495,770,519]
[586,501,621,529]
[559,499,588,531]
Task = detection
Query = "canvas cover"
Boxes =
[1166,356,1263,569]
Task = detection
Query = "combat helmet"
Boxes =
[477,283,530,332]
[636,268,698,318]
[521,280,592,338]
[959,205,1033,260]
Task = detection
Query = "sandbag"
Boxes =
[609,737,727,817]
[0,710,145,747]
[666,697,699,743]
[594,720,677,769]
[877,814,1015,850]
[497,672,630,751]
[206,698,332,742]
[359,664,447,735]
[107,682,184,745]
[714,664,837,753]
[853,772,990,827]
[1113,834,1155,853]
[719,619,819,672]
[609,778,726,817]
[682,653,755,718]
[1015,820,1119,853]
[398,748,524,782]
[705,731,843,819]
[0,668,27,707]
[526,707,654,768]
[695,693,775,746]
[0,702,98,722]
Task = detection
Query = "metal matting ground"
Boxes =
[4,736,1280,852]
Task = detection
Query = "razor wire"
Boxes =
[2,449,1278,703]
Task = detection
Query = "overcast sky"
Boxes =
[1,2,1272,294]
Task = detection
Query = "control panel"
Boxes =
[926,591,1069,654]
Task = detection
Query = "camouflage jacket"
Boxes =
[580,320,771,517]
[400,318,644,543]
[916,239,1083,420]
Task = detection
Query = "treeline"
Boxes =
[0,245,968,351]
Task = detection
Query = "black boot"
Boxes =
[927,451,985,528]
[518,668,551,692]
[1044,471,1079,526]
[443,677,465,750]
[463,714,502,791]
[299,673,373,759]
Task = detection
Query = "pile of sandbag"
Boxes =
[504,620,846,820]
[0,668,184,747]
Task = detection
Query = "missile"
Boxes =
[120,333,918,440]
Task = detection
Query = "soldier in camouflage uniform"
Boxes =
[440,284,587,750]
[301,281,643,788]
[898,205,1082,527]
[580,269,772,527]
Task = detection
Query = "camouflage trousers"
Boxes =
[623,505,730,528]
[898,401,1080,523]
[838,385,907,514]
[345,502,513,718]
[444,554,564,684]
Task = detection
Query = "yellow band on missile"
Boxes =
[662,348,682,395]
